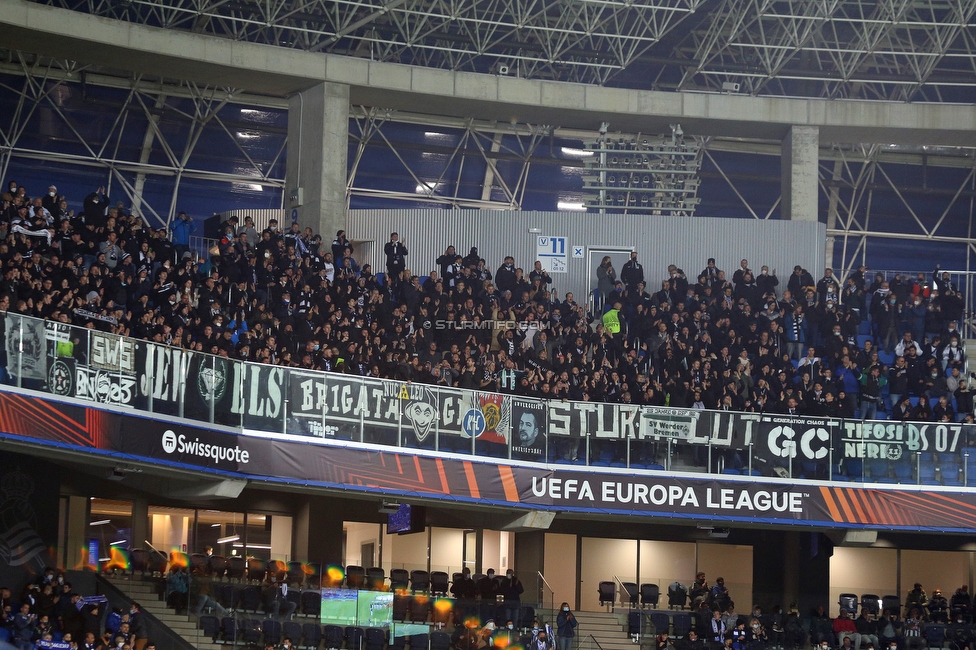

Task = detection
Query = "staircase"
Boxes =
[573,611,634,650]
[105,576,221,650]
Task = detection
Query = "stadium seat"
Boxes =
[430,630,451,650]
[346,626,365,650]
[598,581,616,609]
[365,628,387,650]
[390,569,409,590]
[672,612,692,638]
[247,557,267,581]
[367,567,387,591]
[839,594,858,613]
[301,590,321,617]
[302,623,323,649]
[263,619,283,645]
[408,632,429,650]
[219,617,237,643]
[226,556,246,581]
[199,615,220,641]
[210,556,228,580]
[242,619,263,644]
[640,583,660,608]
[622,582,639,608]
[650,612,670,635]
[430,571,449,596]
[346,565,366,590]
[323,625,345,650]
[283,622,303,646]
[241,585,262,612]
[668,582,687,609]
[287,561,306,586]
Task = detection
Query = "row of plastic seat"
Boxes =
[598,582,667,609]
[838,593,900,614]
[191,555,323,585]
[199,618,455,650]
[207,586,530,625]
[191,557,469,595]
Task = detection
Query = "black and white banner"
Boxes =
[4,312,976,466]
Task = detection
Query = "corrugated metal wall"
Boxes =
[349,210,827,300]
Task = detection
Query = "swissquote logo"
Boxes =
[160,429,250,465]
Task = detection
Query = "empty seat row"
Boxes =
[598,582,662,609]
[207,585,324,617]
[198,618,455,650]
[192,555,323,585]
[838,593,901,615]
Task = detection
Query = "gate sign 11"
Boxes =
[536,236,568,273]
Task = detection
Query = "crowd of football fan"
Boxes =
[0,568,153,650]
[0,181,970,422]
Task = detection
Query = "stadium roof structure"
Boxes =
[19,0,976,103]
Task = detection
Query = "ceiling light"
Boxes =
[90,520,111,526]
[217,535,240,544]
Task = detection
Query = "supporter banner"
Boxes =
[5,314,47,381]
[832,420,975,460]
[640,406,701,440]
[136,342,189,413]
[6,389,976,531]
[47,357,137,408]
[284,370,514,445]
[511,397,546,460]
[751,415,836,469]
[90,331,136,374]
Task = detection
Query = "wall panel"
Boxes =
[544,533,579,610]
[348,210,826,304]
[579,537,638,611]
[829,547,897,617]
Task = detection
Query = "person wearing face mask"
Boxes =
[41,185,60,213]
[942,336,966,372]
[494,620,518,647]
[745,618,767,650]
[261,573,296,621]
[127,604,146,650]
[533,630,553,650]
[500,570,524,630]
[478,570,499,601]
[923,362,949,399]
[556,603,577,650]
[947,612,972,649]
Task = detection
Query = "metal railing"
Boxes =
[3,309,976,487]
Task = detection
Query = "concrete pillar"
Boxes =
[292,498,343,566]
[65,496,89,570]
[131,497,149,551]
[286,82,349,244]
[514,531,546,607]
[782,531,801,607]
[781,125,820,221]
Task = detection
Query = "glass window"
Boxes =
[88,498,133,569]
